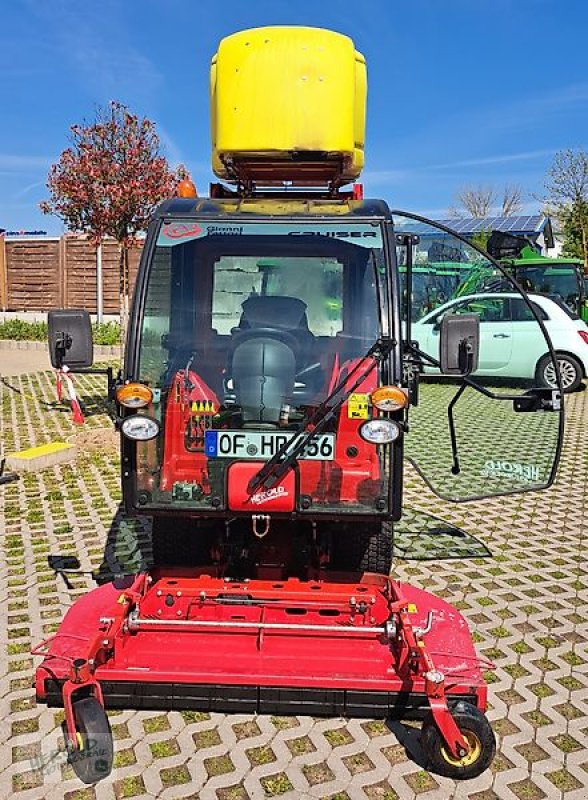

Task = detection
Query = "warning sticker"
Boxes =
[347,393,370,420]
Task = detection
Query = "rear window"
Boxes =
[541,295,580,320]
[510,298,548,322]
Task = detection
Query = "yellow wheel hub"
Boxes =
[440,730,481,767]
[76,731,85,751]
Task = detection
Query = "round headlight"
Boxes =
[121,414,160,441]
[359,418,402,444]
[371,386,408,412]
[116,382,153,409]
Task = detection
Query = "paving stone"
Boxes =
[2,369,588,799]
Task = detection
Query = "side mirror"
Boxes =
[439,313,479,376]
[47,309,94,369]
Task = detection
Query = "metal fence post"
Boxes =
[96,242,103,323]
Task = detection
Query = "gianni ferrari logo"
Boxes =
[249,486,289,506]
[162,222,202,239]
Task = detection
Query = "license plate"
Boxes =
[204,430,335,460]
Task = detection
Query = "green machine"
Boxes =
[503,248,587,322]
[484,232,587,321]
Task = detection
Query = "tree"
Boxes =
[450,184,524,218]
[41,101,188,337]
[500,184,523,216]
[543,149,588,272]
[451,185,496,218]
[561,199,588,264]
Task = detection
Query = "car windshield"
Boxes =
[134,218,391,514]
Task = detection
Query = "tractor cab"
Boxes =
[111,203,563,534]
[128,201,395,526]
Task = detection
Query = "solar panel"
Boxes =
[425,215,546,235]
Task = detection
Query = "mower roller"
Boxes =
[35,26,563,784]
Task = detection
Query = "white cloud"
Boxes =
[0,154,54,171]
[427,149,558,171]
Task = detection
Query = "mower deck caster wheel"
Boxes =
[64,697,113,784]
[420,702,496,779]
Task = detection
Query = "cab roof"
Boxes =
[154,197,391,220]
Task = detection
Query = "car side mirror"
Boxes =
[439,313,479,376]
[47,309,94,369]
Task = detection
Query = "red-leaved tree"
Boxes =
[41,101,189,338]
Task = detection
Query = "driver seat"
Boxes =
[231,296,316,366]
[228,296,321,423]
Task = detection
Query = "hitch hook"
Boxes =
[252,514,271,538]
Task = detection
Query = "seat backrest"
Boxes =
[234,295,316,366]
[238,296,309,330]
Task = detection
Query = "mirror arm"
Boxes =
[447,382,467,475]
[60,365,117,398]
[404,342,551,404]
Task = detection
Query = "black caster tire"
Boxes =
[65,697,113,784]
[420,701,496,780]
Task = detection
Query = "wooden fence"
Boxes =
[0,235,143,313]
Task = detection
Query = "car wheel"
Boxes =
[536,353,583,393]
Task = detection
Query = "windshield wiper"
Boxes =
[246,338,393,496]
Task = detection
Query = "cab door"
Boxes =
[393,211,563,503]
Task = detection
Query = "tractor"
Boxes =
[34,26,564,784]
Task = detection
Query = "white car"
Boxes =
[413,293,588,392]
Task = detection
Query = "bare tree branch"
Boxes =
[501,184,523,216]
[456,185,496,218]
[544,148,588,207]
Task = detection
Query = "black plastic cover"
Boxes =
[439,313,479,376]
[47,309,93,369]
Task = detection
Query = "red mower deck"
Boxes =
[35,570,489,764]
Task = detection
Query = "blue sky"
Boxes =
[1,0,587,233]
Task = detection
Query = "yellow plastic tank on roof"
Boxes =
[210,26,366,186]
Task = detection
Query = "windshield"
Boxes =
[134,218,392,515]
[513,265,581,312]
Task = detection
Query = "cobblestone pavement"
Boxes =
[1,369,587,800]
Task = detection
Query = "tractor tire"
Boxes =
[151,517,215,567]
[330,523,392,575]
